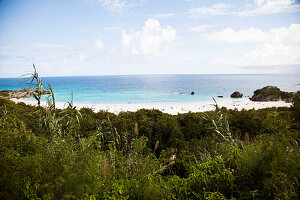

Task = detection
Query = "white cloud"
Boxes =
[188,1,300,17]
[97,0,142,12]
[189,25,217,32]
[101,0,123,11]
[95,39,104,49]
[149,13,176,18]
[240,0,300,16]
[207,27,269,43]
[208,24,300,68]
[189,3,232,17]
[242,24,300,66]
[121,19,176,56]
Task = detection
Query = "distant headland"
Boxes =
[0,89,50,99]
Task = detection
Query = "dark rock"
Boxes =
[217,96,223,98]
[191,91,194,95]
[250,86,293,102]
[230,91,243,98]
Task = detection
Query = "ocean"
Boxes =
[0,74,299,104]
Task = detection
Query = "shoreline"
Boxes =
[10,98,292,115]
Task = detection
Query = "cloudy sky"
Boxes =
[0,0,299,77]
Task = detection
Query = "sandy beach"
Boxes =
[11,98,292,115]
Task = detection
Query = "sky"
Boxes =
[0,0,299,77]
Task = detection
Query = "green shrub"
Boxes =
[176,156,235,199]
[0,92,9,97]
[234,134,300,199]
[0,87,299,200]
[292,91,300,121]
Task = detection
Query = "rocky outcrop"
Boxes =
[191,91,195,95]
[250,86,293,102]
[230,91,243,98]
[0,89,51,99]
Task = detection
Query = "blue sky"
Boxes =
[0,0,299,77]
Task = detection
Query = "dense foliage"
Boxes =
[1,94,299,199]
[0,69,299,199]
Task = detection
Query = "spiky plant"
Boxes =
[46,83,55,109]
[204,98,236,146]
[24,64,82,140]
[27,63,43,107]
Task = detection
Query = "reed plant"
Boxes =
[204,99,236,146]
[24,64,82,141]
[26,63,43,107]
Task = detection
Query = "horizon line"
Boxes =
[1,73,300,79]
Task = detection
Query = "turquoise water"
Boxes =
[0,74,299,104]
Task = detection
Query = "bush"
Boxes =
[1,93,299,199]
[0,92,9,97]
[292,91,300,121]
[175,156,235,199]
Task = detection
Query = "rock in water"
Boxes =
[191,91,194,95]
[250,86,293,102]
[230,91,243,98]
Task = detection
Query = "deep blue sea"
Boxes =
[0,74,299,104]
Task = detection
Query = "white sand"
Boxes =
[11,98,292,115]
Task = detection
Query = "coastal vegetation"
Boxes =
[250,86,294,102]
[0,88,50,99]
[0,69,299,199]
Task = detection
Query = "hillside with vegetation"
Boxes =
[0,68,299,200]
